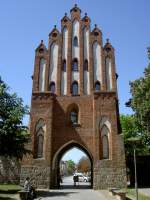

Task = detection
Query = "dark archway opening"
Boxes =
[55,142,93,189]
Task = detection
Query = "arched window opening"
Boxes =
[101,125,109,159]
[37,133,44,158]
[72,58,78,71]
[102,135,109,159]
[49,82,56,93]
[95,81,100,91]
[73,36,78,47]
[72,81,78,96]
[35,119,45,158]
[84,59,88,71]
[70,110,78,124]
[62,59,66,72]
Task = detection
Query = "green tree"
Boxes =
[66,160,76,175]
[127,52,150,149]
[120,114,149,156]
[0,77,30,159]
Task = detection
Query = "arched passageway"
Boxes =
[52,141,93,189]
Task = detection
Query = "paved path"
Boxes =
[139,188,150,196]
[35,176,116,200]
[36,189,116,200]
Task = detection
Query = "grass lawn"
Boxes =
[0,184,21,200]
[127,188,150,200]
[0,184,21,191]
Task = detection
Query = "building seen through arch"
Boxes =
[20,4,126,190]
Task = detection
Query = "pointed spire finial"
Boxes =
[41,40,43,44]
[85,12,87,16]
[54,25,57,29]
[75,3,77,7]
[95,24,97,28]
[65,12,67,16]
[147,46,150,60]
[106,38,109,43]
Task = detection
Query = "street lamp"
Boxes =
[133,146,138,200]
[128,137,141,200]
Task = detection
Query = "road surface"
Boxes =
[35,176,117,200]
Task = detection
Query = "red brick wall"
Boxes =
[20,5,126,189]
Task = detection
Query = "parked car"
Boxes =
[83,176,91,182]
[73,173,91,182]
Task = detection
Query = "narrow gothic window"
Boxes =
[35,119,45,158]
[72,58,78,71]
[95,81,100,91]
[84,59,88,71]
[49,82,55,93]
[102,135,109,159]
[70,110,78,124]
[62,59,66,72]
[101,125,109,159]
[72,81,78,96]
[37,134,44,158]
[73,36,78,47]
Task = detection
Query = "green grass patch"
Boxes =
[0,184,21,199]
[0,184,21,191]
[127,188,150,200]
[0,192,19,200]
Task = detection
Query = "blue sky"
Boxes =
[62,147,87,163]
[0,0,150,162]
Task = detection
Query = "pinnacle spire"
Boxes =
[70,4,81,14]
[147,46,150,60]
[106,38,110,43]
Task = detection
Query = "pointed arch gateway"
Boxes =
[52,140,93,188]
[20,5,126,191]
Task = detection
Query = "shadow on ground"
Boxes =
[0,197,17,200]
[37,185,91,198]
[37,190,77,198]
[60,184,91,190]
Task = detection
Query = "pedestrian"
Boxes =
[24,177,30,199]
[59,174,63,184]
[23,177,36,200]
[57,174,62,188]
[24,177,30,192]
[73,175,78,186]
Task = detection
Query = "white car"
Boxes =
[83,176,91,182]
[73,173,91,182]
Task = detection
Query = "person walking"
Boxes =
[23,177,36,199]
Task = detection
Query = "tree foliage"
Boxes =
[0,77,31,159]
[66,160,76,175]
[120,114,149,156]
[128,62,150,148]
[77,156,91,173]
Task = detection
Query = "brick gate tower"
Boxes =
[20,5,126,189]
